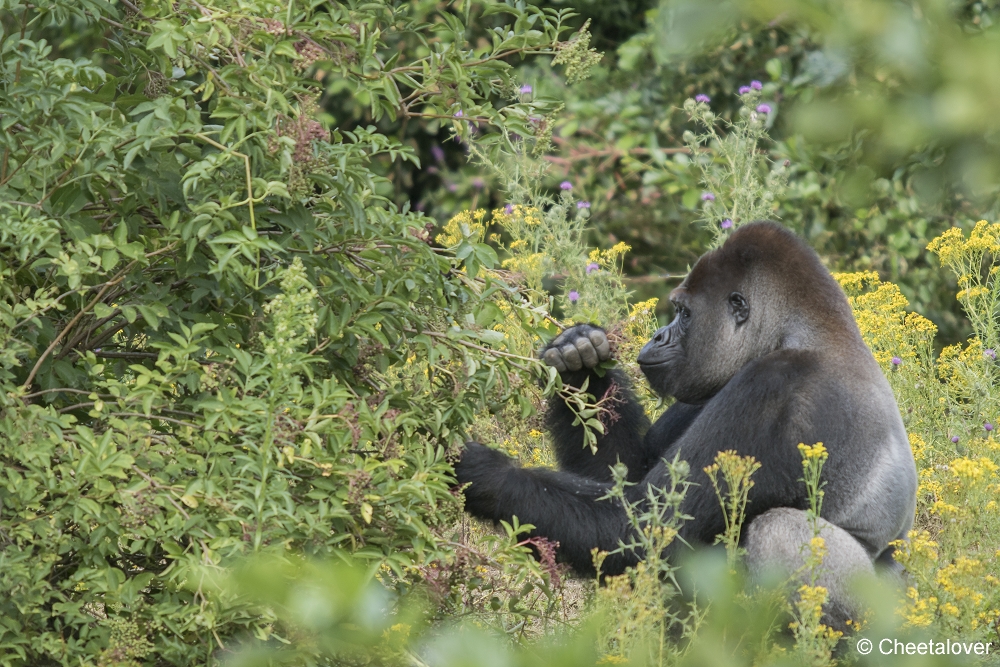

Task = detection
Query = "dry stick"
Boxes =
[81,317,128,352]
[55,302,124,362]
[93,350,159,360]
[0,148,33,188]
[401,327,537,372]
[21,262,137,390]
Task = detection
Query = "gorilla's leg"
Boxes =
[744,508,874,634]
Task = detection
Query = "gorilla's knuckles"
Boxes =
[540,324,611,374]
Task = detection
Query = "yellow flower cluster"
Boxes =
[938,339,988,403]
[834,272,937,368]
[436,209,487,247]
[948,456,999,481]
[903,586,938,627]
[927,220,1000,269]
[809,535,827,562]
[501,252,547,281]
[616,298,660,364]
[936,557,985,609]
[796,585,829,626]
[908,432,927,461]
[588,242,632,271]
[927,222,1000,346]
[493,204,543,227]
[797,442,828,461]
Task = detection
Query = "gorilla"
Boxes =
[454,222,916,623]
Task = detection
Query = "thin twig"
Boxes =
[192,134,256,229]
[131,466,191,520]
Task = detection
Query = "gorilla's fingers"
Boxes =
[575,337,599,368]
[560,343,583,371]
[543,348,567,373]
[588,329,611,361]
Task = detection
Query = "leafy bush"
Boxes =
[0,0,604,662]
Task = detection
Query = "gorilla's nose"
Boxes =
[638,326,672,365]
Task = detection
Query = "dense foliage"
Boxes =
[2,0,1000,666]
[0,0,597,662]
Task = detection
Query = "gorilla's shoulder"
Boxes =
[733,348,825,390]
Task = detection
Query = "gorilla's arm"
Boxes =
[455,442,641,575]
[546,366,650,483]
[542,325,702,483]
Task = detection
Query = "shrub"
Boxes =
[0,0,604,662]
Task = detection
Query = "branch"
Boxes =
[93,350,159,360]
[21,262,137,390]
[623,273,687,284]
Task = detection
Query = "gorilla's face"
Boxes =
[637,250,753,404]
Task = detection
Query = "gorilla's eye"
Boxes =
[729,292,749,325]
[673,302,691,322]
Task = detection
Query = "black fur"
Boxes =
[454,222,917,578]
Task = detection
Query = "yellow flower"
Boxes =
[949,456,999,481]
[908,433,927,461]
[436,209,487,247]
[835,273,937,368]
[797,442,828,460]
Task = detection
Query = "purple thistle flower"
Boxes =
[891,356,902,366]
[586,262,599,274]
[695,94,711,103]
[751,80,762,90]
[985,348,996,360]
[756,104,772,114]
[738,86,751,95]
[568,290,580,303]
[577,201,591,209]
[986,422,994,432]
[520,84,533,94]
[560,181,573,191]
[431,145,445,163]
[504,204,514,215]
[472,177,484,189]
[720,219,733,230]
[701,192,715,201]
[951,435,960,443]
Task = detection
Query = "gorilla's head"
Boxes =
[638,222,859,404]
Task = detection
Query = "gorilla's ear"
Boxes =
[729,292,749,326]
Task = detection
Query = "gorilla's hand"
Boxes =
[540,324,612,373]
[453,441,516,520]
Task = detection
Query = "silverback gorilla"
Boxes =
[455,222,917,623]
